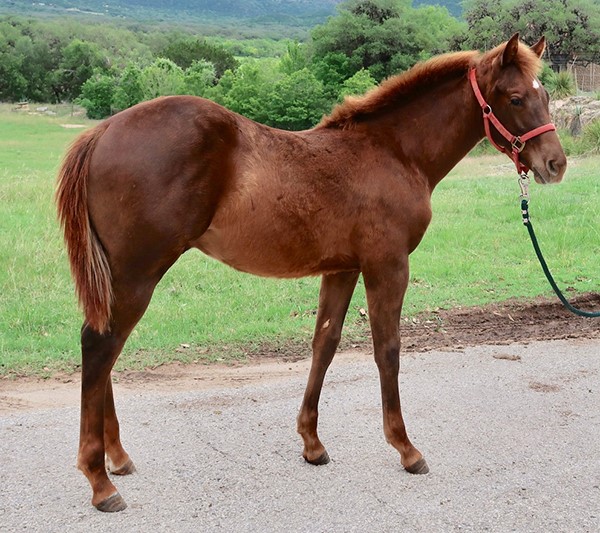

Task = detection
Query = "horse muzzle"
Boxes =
[529,147,567,185]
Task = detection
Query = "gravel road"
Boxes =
[1,338,599,532]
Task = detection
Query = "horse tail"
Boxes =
[56,123,113,334]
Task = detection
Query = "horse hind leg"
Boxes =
[104,378,136,476]
[297,271,359,465]
[78,275,164,512]
[78,324,128,512]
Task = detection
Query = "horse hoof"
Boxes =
[405,457,429,475]
[95,492,127,512]
[108,458,136,476]
[304,450,330,466]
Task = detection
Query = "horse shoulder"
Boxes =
[351,163,434,259]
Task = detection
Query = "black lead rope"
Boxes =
[519,174,600,318]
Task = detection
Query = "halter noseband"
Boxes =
[469,68,556,174]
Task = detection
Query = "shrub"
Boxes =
[556,129,584,156]
[582,119,600,153]
[76,73,114,119]
[545,70,576,99]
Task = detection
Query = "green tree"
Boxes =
[140,58,185,100]
[508,0,600,68]
[15,35,57,102]
[461,0,505,51]
[0,18,58,102]
[213,61,275,123]
[112,64,145,111]
[265,68,331,130]
[310,0,462,82]
[462,0,600,68]
[77,72,114,119]
[0,31,27,101]
[411,6,465,57]
[339,68,377,98]
[161,37,238,79]
[312,52,357,99]
[184,60,216,97]
[54,39,109,101]
[279,41,308,75]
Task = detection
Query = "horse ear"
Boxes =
[530,36,546,58]
[501,33,520,67]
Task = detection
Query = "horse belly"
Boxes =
[193,203,355,278]
[195,226,313,278]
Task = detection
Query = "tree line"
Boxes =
[2,0,599,129]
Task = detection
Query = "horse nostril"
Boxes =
[546,159,558,176]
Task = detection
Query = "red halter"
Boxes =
[469,68,556,174]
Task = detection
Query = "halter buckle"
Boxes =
[512,137,525,153]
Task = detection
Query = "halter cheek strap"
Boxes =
[468,68,556,174]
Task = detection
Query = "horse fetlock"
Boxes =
[299,431,330,465]
[77,450,104,477]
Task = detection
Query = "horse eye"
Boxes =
[510,97,522,106]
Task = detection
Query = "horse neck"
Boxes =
[375,73,484,191]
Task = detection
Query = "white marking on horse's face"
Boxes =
[533,79,540,90]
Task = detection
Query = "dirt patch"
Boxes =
[1,293,598,413]
[399,292,600,353]
[241,292,600,360]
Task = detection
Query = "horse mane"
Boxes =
[317,42,543,130]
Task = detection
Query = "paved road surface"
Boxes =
[1,339,599,532]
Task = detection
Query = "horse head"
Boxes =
[473,34,567,184]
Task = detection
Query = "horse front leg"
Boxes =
[297,271,360,464]
[363,259,429,475]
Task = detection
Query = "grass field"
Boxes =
[1,104,599,376]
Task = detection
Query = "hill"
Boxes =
[2,0,339,25]
[1,0,463,27]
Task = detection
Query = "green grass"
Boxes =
[408,155,599,313]
[1,107,599,376]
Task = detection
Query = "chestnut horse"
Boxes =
[56,34,566,511]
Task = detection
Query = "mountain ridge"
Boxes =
[2,0,463,25]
